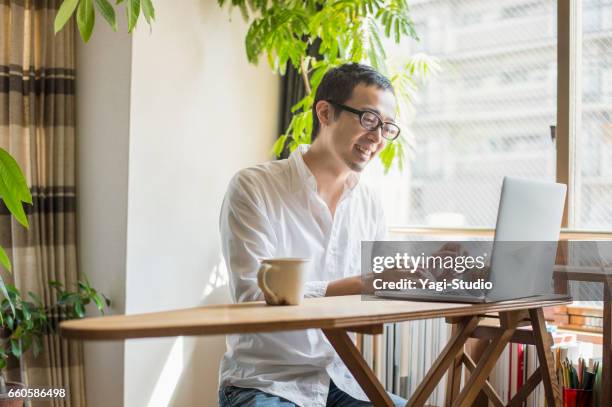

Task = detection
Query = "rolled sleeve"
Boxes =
[304,280,329,298]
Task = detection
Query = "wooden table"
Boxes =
[61,295,570,407]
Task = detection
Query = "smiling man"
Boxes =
[218,63,406,407]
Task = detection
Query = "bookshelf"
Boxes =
[355,320,450,405]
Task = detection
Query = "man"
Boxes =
[218,63,407,406]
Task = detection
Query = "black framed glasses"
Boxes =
[327,100,401,141]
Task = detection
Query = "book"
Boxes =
[386,323,394,389]
[393,323,401,394]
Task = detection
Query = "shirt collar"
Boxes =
[289,144,360,194]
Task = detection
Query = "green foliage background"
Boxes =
[56,0,438,172]
[220,0,437,172]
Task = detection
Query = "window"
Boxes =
[364,0,612,232]
[574,0,612,230]
[364,0,557,228]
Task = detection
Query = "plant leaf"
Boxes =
[0,245,11,273]
[379,142,396,173]
[11,325,23,340]
[0,189,28,228]
[54,0,80,34]
[10,339,21,358]
[126,0,141,33]
[102,294,111,307]
[78,281,89,292]
[0,275,14,316]
[0,148,32,227]
[92,293,105,312]
[21,303,31,321]
[77,0,95,42]
[74,301,85,318]
[272,135,288,157]
[141,0,155,24]
[94,0,117,31]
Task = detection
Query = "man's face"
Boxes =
[324,83,396,172]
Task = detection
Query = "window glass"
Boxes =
[574,0,612,230]
[364,0,558,227]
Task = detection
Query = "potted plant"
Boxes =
[0,278,110,406]
[0,284,46,405]
[0,144,110,405]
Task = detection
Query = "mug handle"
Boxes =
[257,263,278,304]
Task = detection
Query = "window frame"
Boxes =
[556,0,577,228]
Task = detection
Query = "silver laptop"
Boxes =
[375,176,567,303]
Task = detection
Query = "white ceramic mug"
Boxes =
[257,258,308,305]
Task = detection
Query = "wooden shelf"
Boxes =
[556,328,603,345]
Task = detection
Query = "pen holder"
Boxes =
[563,388,592,407]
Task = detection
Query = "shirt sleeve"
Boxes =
[220,176,275,303]
[303,280,329,298]
[220,174,329,302]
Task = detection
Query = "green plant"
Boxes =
[0,278,110,393]
[54,0,156,42]
[220,0,440,171]
[0,286,47,374]
[48,277,111,320]
[55,0,437,171]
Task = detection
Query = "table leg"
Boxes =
[323,328,394,407]
[407,316,480,407]
[461,353,504,407]
[444,323,464,407]
[324,307,562,407]
[529,308,562,407]
[508,367,542,407]
[451,322,517,407]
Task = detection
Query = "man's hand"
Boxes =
[325,275,364,296]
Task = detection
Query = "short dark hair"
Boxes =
[311,63,394,141]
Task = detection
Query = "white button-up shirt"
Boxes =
[218,144,386,406]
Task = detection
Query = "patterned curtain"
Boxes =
[0,1,85,406]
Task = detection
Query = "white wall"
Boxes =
[77,1,279,405]
[75,15,132,407]
[124,0,279,406]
